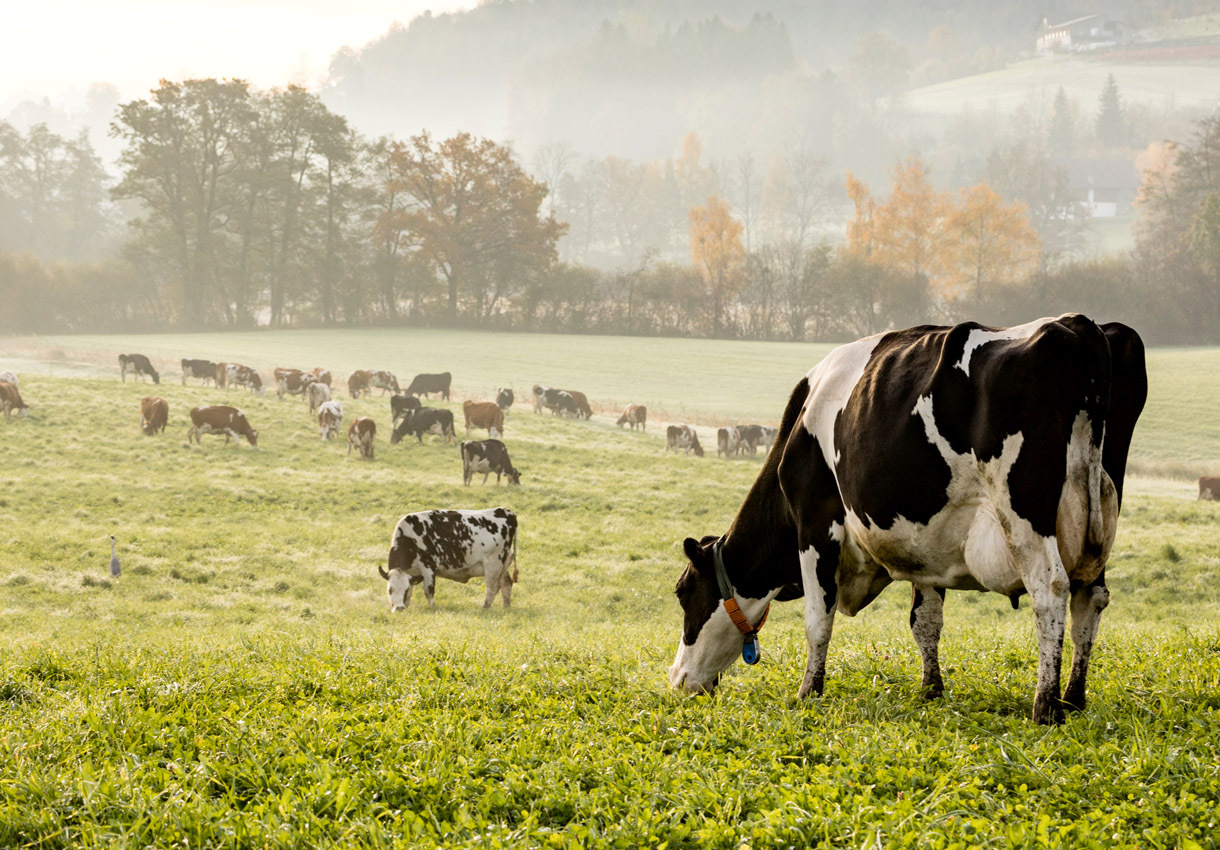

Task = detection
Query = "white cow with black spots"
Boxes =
[379,508,518,610]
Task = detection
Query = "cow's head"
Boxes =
[507,467,521,485]
[379,565,419,612]
[151,370,160,384]
[246,429,259,447]
[691,437,705,457]
[668,536,764,695]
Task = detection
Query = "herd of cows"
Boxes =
[8,314,1220,724]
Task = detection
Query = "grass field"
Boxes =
[1,330,1219,847]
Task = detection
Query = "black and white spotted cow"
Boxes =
[497,388,514,416]
[389,407,456,446]
[532,385,548,414]
[391,393,421,425]
[119,354,159,384]
[669,316,1147,725]
[181,359,216,386]
[460,439,521,486]
[378,508,519,610]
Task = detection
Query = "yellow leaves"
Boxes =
[689,195,744,283]
[843,158,1041,309]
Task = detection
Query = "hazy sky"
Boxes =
[1,1,470,105]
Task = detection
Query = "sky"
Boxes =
[0,0,470,107]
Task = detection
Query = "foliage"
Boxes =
[689,195,744,337]
[0,346,1218,847]
[1095,73,1127,147]
[941,184,1040,305]
[870,157,951,319]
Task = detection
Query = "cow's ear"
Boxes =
[683,537,711,574]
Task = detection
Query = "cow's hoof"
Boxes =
[1061,685,1086,713]
[796,670,824,699]
[920,682,944,700]
[1032,696,1066,725]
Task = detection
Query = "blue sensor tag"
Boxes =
[742,633,761,665]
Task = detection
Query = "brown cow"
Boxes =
[463,400,504,438]
[188,406,259,446]
[566,389,594,419]
[275,367,315,399]
[616,404,647,431]
[0,381,29,420]
[1200,476,1220,501]
[349,370,372,398]
[140,396,168,436]
[348,417,376,460]
[311,368,332,388]
[318,400,344,440]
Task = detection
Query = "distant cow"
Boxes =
[119,354,159,384]
[1200,477,1220,501]
[616,404,647,431]
[0,370,16,387]
[542,388,579,417]
[181,359,216,386]
[391,393,421,425]
[532,385,548,413]
[734,424,764,456]
[496,388,514,415]
[307,381,332,414]
[566,390,594,419]
[348,370,371,398]
[463,400,504,438]
[461,440,521,486]
[0,381,29,420]
[275,368,315,398]
[666,425,703,457]
[140,396,168,436]
[348,417,376,460]
[311,368,332,388]
[226,364,263,394]
[369,370,400,395]
[318,400,344,440]
[405,372,451,400]
[757,425,779,451]
[187,405,258,446]
[717,426,741,458]
[390,408,456,446]
[379,507,518,610]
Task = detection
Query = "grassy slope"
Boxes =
[0,337,1218,847]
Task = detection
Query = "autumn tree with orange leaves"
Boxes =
[690,195,744,338]
[942,184,1040,304]
[870,157,950,316]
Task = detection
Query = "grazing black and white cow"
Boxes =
[389,407,456,446]
[379,508,518,610]
[668,316,1147,725]
[735,424,772,456]
[405,372,452,400]
[391,393,421,425]
[666,425,704,457]
[496,388,514,415]
[756,425,779,452]
[181,359,216,386]
[543,389,582,418]
[348,417,376,460]
[461,440,521,486]
[225,364,263,394]
[119,354,159,384]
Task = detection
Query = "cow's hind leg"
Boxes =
[1027,538,1072,724]
[483,569,501,608]
[910,585,946,698]
[499,571,513,607]
[1062,572,1110,712]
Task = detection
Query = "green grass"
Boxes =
[1,337,1219,847]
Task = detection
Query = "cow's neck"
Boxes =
[718,456,800,600]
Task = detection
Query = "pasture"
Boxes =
[1,329,1219,848]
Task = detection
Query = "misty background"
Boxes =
[2,0,1220,342]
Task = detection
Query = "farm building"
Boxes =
[1067,157,1141,217]
[1037,13,1130,54]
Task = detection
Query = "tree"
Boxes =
[871,157,948,318]
[941,184,1041,305]
[846,32,911,112]
[844,171,875,257]
[1095,74,1126,147]
[383,131,564,324]
[1048,86,1074,157]
[689,195,744,338]
[531,140,576,217]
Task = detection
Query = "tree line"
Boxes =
[3,77,1220,344]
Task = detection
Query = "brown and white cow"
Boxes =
[311,368,332,388]
[0,370,17,387]
[0,381,29,420]
[666,425,704,457]
[717,426,741,458]
[225,364,263,394]
[348,370,371,398]
[463,400,504,438]
[188,406,259,446]
[140,396,168,436]
[1200,476,1220,501]
[275,368,315,399]
[368,370,400,395]
[307,380,332,414]
[348,417,377,460]
[616,404,647,431]
[318,400,344,440]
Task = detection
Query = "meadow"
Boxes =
[1,328,1219,848]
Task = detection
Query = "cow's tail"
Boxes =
[507,514,519,583]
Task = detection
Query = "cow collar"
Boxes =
[711,538,769,665]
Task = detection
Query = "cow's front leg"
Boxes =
[909,585,946,698]
[797,533,841,699]
[499,570,513,608]
[422,570,437,606]
[1063,573,1110,712]
[1027,539,1071,724]
[483,568,502,608]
